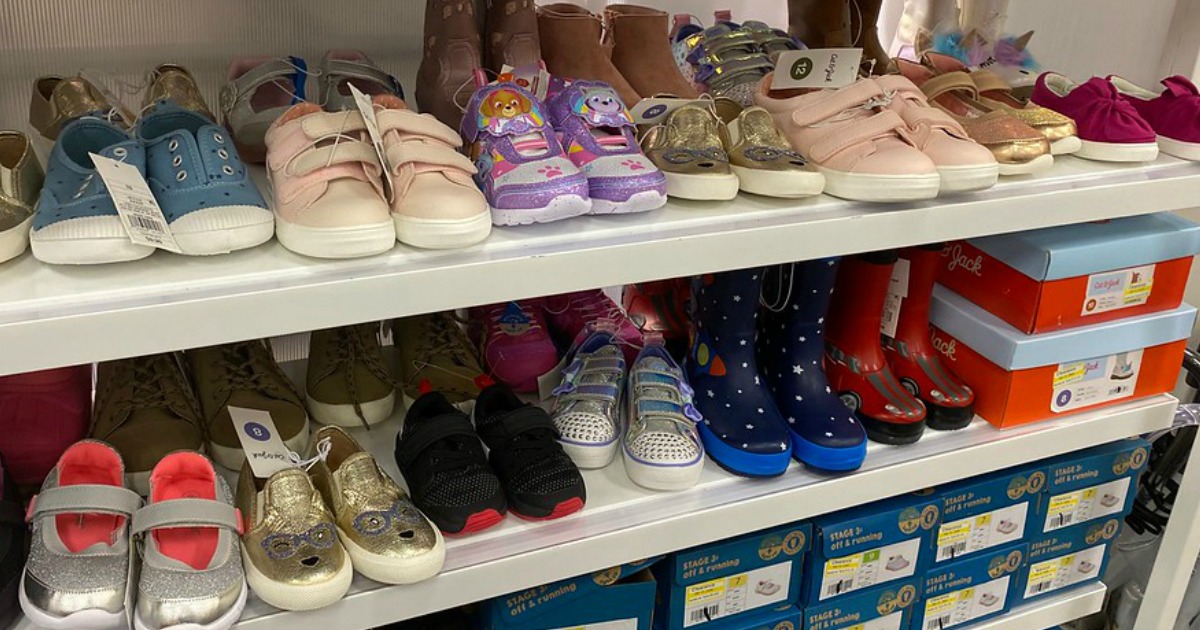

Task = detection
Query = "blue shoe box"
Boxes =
[803,577,921,630]
[1016,516,1124,605]
[930,464,1047,565]
[803,492,941,606]
[1034,438,1150,536]
[913,542,1028,630]
[479,558,660,629]
[653,522,812,630]
[659,604,803,630]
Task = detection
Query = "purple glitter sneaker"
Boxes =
[461,82,591,225]
[546,81,667,214]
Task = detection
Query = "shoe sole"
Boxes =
[133,581,247,630]
[860,414,926,445]
[490,195,592,226]
[662,172,739,201]
[622,448,705,491]
[242,546,352,611]
[588,190,669,214]
[339,522,445,584]
[307,392,395,428]
[0,215,32,264]
[19,570,126,629]
[445,508,506,535]
[31,233,154,265]
[207,425,311,472]
[731,165,825,198]
[697,422,791,478]
[511,497,585,521]
[936,163,1000,193]
[1158,136,1200,161]
[171,207,275,256]
[1075,140,1159,162]
[275,216,395,259]
[394,211,492,249]
[559,438,619,470]
[817,167,940,202]
[998,153,1054,176]
[790,432,867,473]
[1050,136,1082,155]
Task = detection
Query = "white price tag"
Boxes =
[628,97,706,126]
[348,84,395,202]
[771,49,864,90]
[880,258,911,338]
[499,63,552,101]
[90,153,182,253]
[229,406,295,478]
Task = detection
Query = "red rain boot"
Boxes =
[885,245,976,430]
[621,279,691,361]
[825,251,927,444]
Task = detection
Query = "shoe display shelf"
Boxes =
[0,157,1198,378]
[969,582,1106,630]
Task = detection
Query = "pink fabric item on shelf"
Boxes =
[1031,74,1155,145]
[0,365,92,489]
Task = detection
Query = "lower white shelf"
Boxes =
[965,582,1106,630]
[6,396,1172,630]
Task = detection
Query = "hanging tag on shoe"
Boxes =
[229,406,295,479]
[348,84,396,203]
[880,258,911,339]
[498,63,553,101]
[628,97,705,126]
[771,48,863,90]
[89,153,183,253]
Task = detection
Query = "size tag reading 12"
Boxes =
[229,406,295,478]
[89,153,183,253]
[771,48,864,90]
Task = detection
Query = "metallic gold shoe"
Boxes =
[0,131,43,264]
[640,104,739,200]
[29,75,130,141]
[142,63,215,121]
[307,426,445,584]
[970,69,1081,155]
[712,97,824,198]
[236,462,352,611]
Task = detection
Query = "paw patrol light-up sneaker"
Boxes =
[461,81,591,225]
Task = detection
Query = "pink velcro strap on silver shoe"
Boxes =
[789,80,886,128]
[807,110,908,163]
[29,484,143,521]
[131,498,241,536]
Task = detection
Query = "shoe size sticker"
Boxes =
[1023,544,1106,599]
[1050,349,1142,414]
[936,502,1029,562]
[348,84,395,202]
[1043,477,1131,532]
[548,620,637,630]
[880,258,912,339]
[90,153,183,253]
[1081,264,1155,317]
[229,406,295,478]
[683,561,792,627]
[819,537,920,601]
[771,48,864,91]
[922,576,1010,630]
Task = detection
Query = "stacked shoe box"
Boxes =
[932,213,1200,427]
[1015,439,1150,605]
[477,558,660,630]
[652,522,812,630]
[802,577,921,630]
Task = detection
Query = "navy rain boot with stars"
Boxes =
[688,269,792,477]
[758,260,868,472]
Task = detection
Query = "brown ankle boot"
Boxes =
[536,3,640,107]
[416,0,483,129]
[851,0,890,75]
[485,0,540,73]
[605,4,698,100]
[787,0,852,48]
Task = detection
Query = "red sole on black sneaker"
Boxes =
[512,497,585,521]
[445,508,505,535]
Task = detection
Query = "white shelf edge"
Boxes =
[966,582,1106,630]
[0,159,1196,376]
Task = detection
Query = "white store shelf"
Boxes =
[10,395,1165,630]
[0,157,1197,376]
[965,582,1106,630]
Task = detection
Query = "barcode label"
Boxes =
[825,578,853,597]
[1055,512,1074,527]
[941,541,968,560]
[89,152,182,252]
[129,215,165,233]
[1029,580,1054,595]
[926,614,951,630]
[690,604,720,624]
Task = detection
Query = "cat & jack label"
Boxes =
[922,576,1010,630]
[820,538,921,601]
[936,503,1028,562]
[1050,349,1142,413]
[683,562,792,627]
[1043,477,1131,532]
[1081,264,1154,316]
[1023,544,1107,598]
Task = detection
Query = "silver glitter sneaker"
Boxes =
[20,440,142,630]
[551,325,626,469]
[133,451,246,630]
[623,341,705,491]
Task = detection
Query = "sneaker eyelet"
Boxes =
[112,147,128,158]
[218,148,229,160]
[222,165,234,175]
[213,133,225,144]
[171,155,183,167]
[176,171,188,182]
[168,139,179,151]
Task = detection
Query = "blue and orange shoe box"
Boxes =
[478,558,659,629]
[803,577,921,630]
[938,212,1200,334]
[653,522,812,630]
[913,542,1028,630]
